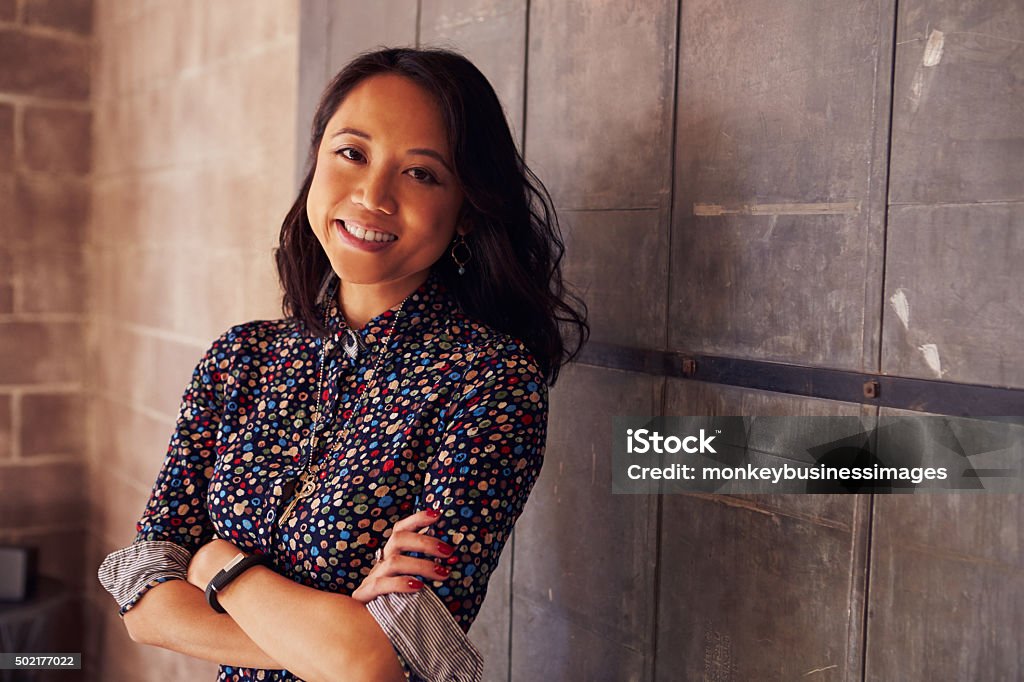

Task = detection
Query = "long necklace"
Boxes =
[276,283,414,526]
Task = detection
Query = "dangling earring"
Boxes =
[450,233,472,276]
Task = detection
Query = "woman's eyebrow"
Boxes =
[331,126,371,140]
[407,148,453,174]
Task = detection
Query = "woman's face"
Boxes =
[306,73,465,290]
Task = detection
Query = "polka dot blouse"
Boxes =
[98,270,548,681]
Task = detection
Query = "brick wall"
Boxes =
[81,1,299,679]
[0,0,92,674]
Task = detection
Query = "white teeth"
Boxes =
[342,221,396,243]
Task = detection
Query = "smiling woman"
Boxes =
[97,48,588,682]
[306,73,466,326]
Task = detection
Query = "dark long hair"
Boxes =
[275,47,588,386]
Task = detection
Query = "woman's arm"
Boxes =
[220,566,405,682]
[99,326,280,669]
[122,579,282,670]
[178,540,405,682]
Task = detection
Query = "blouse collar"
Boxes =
[319,270,457,357]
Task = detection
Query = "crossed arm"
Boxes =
[121,509,454,681]
[122,546,405,682]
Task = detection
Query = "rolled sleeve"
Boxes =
[97,540,191,614]
[367,590,483,682]
[96,327,234,616]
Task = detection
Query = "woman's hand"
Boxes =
[187,538,246,590]
[351,508,454,604]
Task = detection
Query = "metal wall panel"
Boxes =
[470,555,512,682]
[669,0,895,370]
[295,0,330,184]
[326,1,419,73]
[658,379,872,680]
[658,495,869,681]
[524,0,677,211]
[419,0,527,141]
[293,1,1023,679]
[525,0,677,351]
[513,364,662,681]
[882,203,1024,388]
[888,0,1024,205]
[560,209,670,349]
[882,0,1024,389]
[866,410,1024,679]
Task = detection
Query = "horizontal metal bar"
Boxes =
[577,342,1024,417]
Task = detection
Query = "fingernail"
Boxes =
[408,579,424,589]
[434,564,451,576]
[437,543,454,556]
[425,509,441,518]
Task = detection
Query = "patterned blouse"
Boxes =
[98,270,548,681]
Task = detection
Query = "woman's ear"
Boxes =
[455,204,473,238]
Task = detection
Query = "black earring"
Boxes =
[450,233,472,275]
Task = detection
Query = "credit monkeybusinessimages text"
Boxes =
[625,428,950,484]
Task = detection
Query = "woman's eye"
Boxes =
[407,167,438,184]
[336,147,364,162]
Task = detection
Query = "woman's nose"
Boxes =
[352,168,397,215]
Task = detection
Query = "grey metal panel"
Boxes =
[867,407,1024,679]
[524,0,678,211]
[657,494,869,682]
[889,0,1024,205]
[669,0,896,371]
[660,379,872,679]
[470,546,511,682]
[881,203,1024,389]
[562,209,670,350]
[512,363,663,681]
[419,0,527,141]
[295,0,330,186]
[327,1,419,74]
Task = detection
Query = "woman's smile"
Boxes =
[335,219,399,252]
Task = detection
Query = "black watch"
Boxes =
[205,552,270,614]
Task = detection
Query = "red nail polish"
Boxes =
[425,508,440,518]
[435,564,451,576]
[438,542,454,556]
[408,579,423,589]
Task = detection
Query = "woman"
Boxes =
[98,47,588,682]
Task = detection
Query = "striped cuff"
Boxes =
[97,540,192,614]
[366,588,484,682]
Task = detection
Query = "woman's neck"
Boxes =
[337,270,430,330]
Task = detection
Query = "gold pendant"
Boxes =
[278,470,318,526]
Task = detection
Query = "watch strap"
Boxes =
[205,552,270,614]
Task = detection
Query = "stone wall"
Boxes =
[0,0,92,674]
[81,1,298,679]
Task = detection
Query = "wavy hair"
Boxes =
[275,47,588,386]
